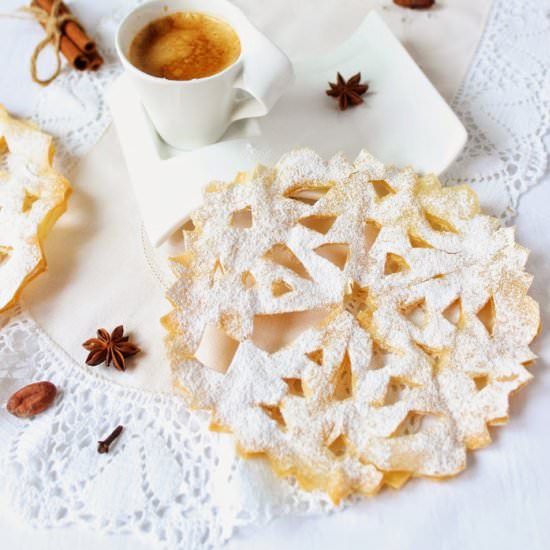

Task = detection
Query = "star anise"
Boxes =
[326,72,369,111]
[83,325,140,372]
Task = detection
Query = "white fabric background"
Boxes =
[2,1,550,549]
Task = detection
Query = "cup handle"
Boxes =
[230,29,294,122]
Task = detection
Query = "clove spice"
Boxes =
[97,425,124,454]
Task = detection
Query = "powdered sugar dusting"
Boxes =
[0,106,71,311]
[164,148,539,503]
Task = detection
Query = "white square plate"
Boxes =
[109,11,467,246]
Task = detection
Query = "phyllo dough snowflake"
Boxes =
[0,106,71,312]
[163,148,539,503]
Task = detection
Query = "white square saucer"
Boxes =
[109,11,467,247]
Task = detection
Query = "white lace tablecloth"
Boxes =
[1,1,550,549]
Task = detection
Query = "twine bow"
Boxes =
[21,0,77,86]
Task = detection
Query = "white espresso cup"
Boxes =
[116,0,294,150]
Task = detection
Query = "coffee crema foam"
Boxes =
[129,12,241,81]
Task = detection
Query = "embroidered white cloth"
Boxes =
[1,1,550,549]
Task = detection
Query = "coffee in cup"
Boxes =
[116,0,294,149]
[128,12,241,81]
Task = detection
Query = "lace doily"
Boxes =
[445,0,550,223]
[0,306,335,548]
[1,0,549,547]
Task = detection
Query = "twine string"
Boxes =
[19,0,77,86]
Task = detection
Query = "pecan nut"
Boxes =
[393,0,435,9]
[6,381,57,418]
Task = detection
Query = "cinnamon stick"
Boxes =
[87,51,104,71]
[34,0,96,53]
[33,10,89,71]
[60,34,88,70]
